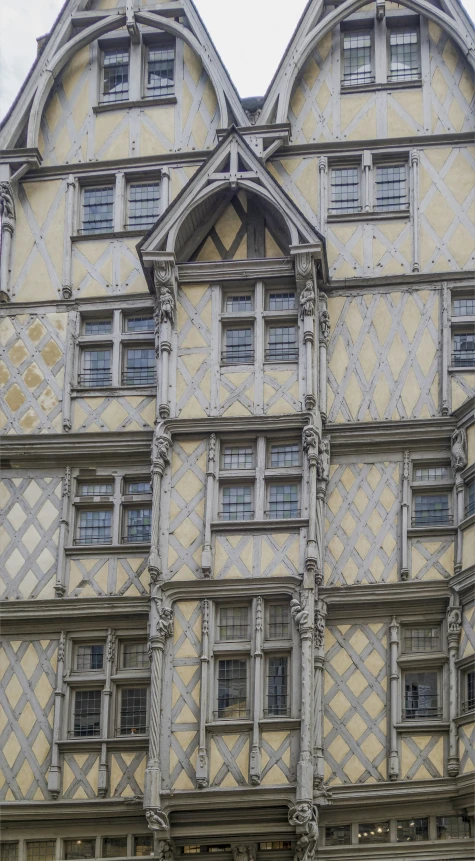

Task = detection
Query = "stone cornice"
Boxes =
[320,581,450,618]
[327,417,456,454]
[0,597,149,630]
[0,432,153,464]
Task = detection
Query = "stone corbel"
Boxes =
[452,428,468,575]
[288,802,319,861]
[388,616,400,780]
[447,594,462,776]
[400,451,410,581]
[250,596,263,786]
[153,254,177,421]
[126,0,140,42]
[55,467,71,597]
[202,434,217,577]
[98,628,116,796]
[313,598,327,789]
[47,632,65,798]
[318,294,330,423]
[144,594,174,818]
[196,599,210,788]
[148,430,172,583]
[0,181,16,302]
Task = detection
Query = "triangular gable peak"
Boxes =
[138,128,326,285]
[259,0,475,125]
[0,0,247,152]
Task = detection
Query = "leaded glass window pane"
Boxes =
[266,326,298,361]
[119,687,148,734]
[77,644,104,671]
[374,165,408,210]
[397,819,428,842]
[403,626,440,652]
[222,446,254,470]
[467,481,475,517]
[127,184,160,230]
[343,32,373,85]
[123,349,155,385]
[103,48,129,103]
[82,186,114,234]
[268,292,296,311]
[330,167,360,213]
[270,443,300,467]
[436,817,471,839]
[64,841,95,860]
[453,298,475,316]
[218,607,249,641]
[464,669,475,712]
[358,823,390,844]
[413,465,449,481]
[389,30,420,81]
[1,846,18,861]
[223,328,253,364]
[268,484,299,518]
[84,319,112,335]
[133,837,153,857]
[221,485,252,520]
[325,827,351,846]
[404,671,440,719]
[266,656,289,715]
[122,642,149,669]
[413,493,450,526]
[125,315,154,333]
[77,482,114,497]
[216,659,248,719]
[103,839,127,858]
[126,479,151,494]
[453,332,475,366]
[125,508,151,543]
[80,349,112,387]
[73,690,101,737]
[26,843,56,861]
[147,44,174,97]
[225,295,253,313]
[268,605,290,639]
[77,509,112,545]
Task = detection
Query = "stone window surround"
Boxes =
[67,465,152,551]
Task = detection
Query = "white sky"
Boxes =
[0,0,474,120]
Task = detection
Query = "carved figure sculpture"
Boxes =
[300,280,315,318]
[159,285,175,325]
[319,308,330,344]
[317,438,330,482]
[156,842,174,861]
[451,428,468,472]
[290,595,309,630]
[154,601,174,640]
[0,182,15,220]
[303,425,318,453]
[447,606,462,635]
[146,809,170,831]
[289,803,319,861]
[154,435,171,471]
[231,846,257,861]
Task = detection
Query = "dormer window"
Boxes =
[341,17,421,90]
[146,42,175,98]
[388,29,420,82]
[342,31,374,86]
[102,47,129,103]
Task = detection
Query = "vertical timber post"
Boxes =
[55,467,71,597]
[388,616,400,780]
[447,594,462,776]
[47,632,65,797]
[400,451,410,581]
[202,434,216,577]
[196,599,210,788]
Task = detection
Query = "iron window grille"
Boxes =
[412,494,451,526]
[462,669,475,713]
[119,687,148,734]
[221,485,253,521]
[102,48,129,103]
[436,817,471,839]
[0,846,18,861]
[266,656,290,716]
[102,839,128,859]
[84,319,112,335]
[79,349,112,388]
[466,482,475,517]
[397,819,428,842]
[126,479,151,494]
[72,689,102,737]
[75,509,112,545]
[403,671,441,719]
[267,292,296,311]
[222,446,254,470]
[453,298,475,316]
[122,349,156,385]
[325,827,351,846]
[342,32,374,85]
[146,44,175,97]
[122,642,149,669]
[222,328,254,364]
[270,443,300,468]
[124,508,152,543]
[374,165,408,211]
[266,325,298,361]
[26,843,56,861]
[77,644,104,671]
[267,484,299,519]
[218,607,250,641]
[268,604,291,639]
[64,842,96,860]
[388,29,420,81]
[133,837,154,857]
[225,294,253,313]
[77,481,114,497]
[216,659,248,719]
[453,332,475,366]
[413,465,449,481]
[125,315,155,333]
[358,823,390,844]
[81,186,114,234]
[330,167,361,213]
[403,627,441,652]
[127,184,160,231]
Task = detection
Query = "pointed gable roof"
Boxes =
[0,0,247,151]
[138,127,326,281]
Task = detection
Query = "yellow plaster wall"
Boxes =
[451,372,475,411]
[12,180,65,302]
[72,395,156,433]
[400,734,445,780]
[168,600,202,790]
[168,441,206,579]
[410,538,454,580]
[459,723,475,774]
[462,524,475,573]
[176,285,212,419]
[67,555,149,597]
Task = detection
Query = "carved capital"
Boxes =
[451,428,468,473]
[0,181,15,221]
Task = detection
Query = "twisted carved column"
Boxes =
[196,599,210,788]
[154,258,176,421]
[0,181,15,301]
[388,616,400,780]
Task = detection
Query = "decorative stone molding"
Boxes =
[153,256,177,420]
[291,591,310,633]
[313,599,327,788]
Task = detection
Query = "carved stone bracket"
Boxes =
[290,591,310,633]
[231,846,257,861]
[452,428,468,473]
[146,809,170,832]
[289,803,319,861]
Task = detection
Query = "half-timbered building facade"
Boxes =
[0,1,474,860]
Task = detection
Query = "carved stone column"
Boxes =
[316,437,330,588]
[296,253,317,411]
[313,599,327,787]
[452,428,468,575]
[318,294,330,424]
[47,632,65,798]
[318,157,327,234]
[291,590,314,805]
[388,616,400,780]
[303,425,319,578]
[441,283,450,416]
[400,451,410,581]
[250,596,263,786]
[202,434,217,577]
[447,596,462,776]
[288,801,321,861]
[55,467,71,597]
[0,181,15,301]
[153,257,177,421]
[98,628,115,796]
[411,150,420,273]
[144,594,174,828]
[148,433,171,582]
[196,599,210,788]
[62,175,75,299]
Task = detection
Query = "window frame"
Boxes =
[126,181,161,231]
[142,37,175,100]
[215,656,250,721]
[115,684,149,737]
[80,184,116,236]
[221,323,255,366]
[76,307,156,392]
[329,162,362,215]
[373,161,409,212]
[341,27,375,88]
[387,24,421,83]
[70,687,103,738]
[402,668,443,722]
[100,42,130,105]
[265,320,299,364]
[265,653,291,717]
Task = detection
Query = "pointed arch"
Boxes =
[260,0,475,124]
